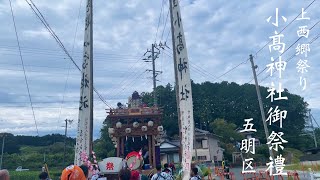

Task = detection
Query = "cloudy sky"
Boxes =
[0,0,319,139]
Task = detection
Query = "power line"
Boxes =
[254,0,317,58]
[163,47,248,82]
[258,19,320,83]
[103,57,147,98]
[260,33,320,83]
[9,0,39,136]
[111,67,149,99]
[189,64,219,81]
[311,114,320,128]
[0,105,79,109]
[160,2,170,41]
[161,49,218,81]
[0,45,141,58]
[57,0,84,134]
[165,4,318,84]
[0,49,141,62]
[0,67,139,78]
[25,0,80,71]
[215,59,249,81]
[175,0,318,83]
[25,0,112,108]
[154,0,166,43]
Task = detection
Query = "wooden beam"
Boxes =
[148,135,152,167]
[117,137,120,157]
[152,135,156,168]
[121,137,124,157]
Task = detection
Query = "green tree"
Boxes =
[0,133,20,154]
[142,83,179,136]
[105,81,310,158]
[209,118,244,161]
[94,120,115,160]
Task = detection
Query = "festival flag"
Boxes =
[74,0,93,166]
[169,0,195,179]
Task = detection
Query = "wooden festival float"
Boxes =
[102,91,164,175]
[75,0,194,178]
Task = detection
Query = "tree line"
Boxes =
[1,81,317,168]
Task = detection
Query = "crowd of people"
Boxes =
[117,163,200,180]
[57,162,179,180]
[118,163,174,180]
[0,162,202,180]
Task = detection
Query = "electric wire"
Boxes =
[5,1,318,121]
[311,114,320,128]
[25,0,112,108]
[160,2,170,41]
[102,54,147,99]
[56,0,84,133]
[154,0,166,43]
[0,45,141,58]
[9,0,39,136]
[258,19,320,83]
[110,64,149,99]
[161,49,221,82]
[254,0,317,58]
[163,46,249,82]
[166,0,318,83]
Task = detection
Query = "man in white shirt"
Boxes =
[151,165,173,180]
[190,167,201,180]
[163,163,172,175]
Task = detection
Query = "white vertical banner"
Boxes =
[169,0,194,179]
[74,0,93,166]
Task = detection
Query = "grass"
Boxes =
[9,170,61,180]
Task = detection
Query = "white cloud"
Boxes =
[23,28,52,39]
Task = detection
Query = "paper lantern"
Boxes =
[148,121,154,127]
[125,128,132,134]
[141,126,147,132]
[133,122,139,128]
[116,122,122,128]
[108,128,115,134]
[157,126,163,132]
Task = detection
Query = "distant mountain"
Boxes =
[0,133,75,154]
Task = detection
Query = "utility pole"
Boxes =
[249,55,274,161]
[151,44,157,107]
[0,134,5,170]
[63,119,73,165]
[143,42,168,107]
[309,110,318,148]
